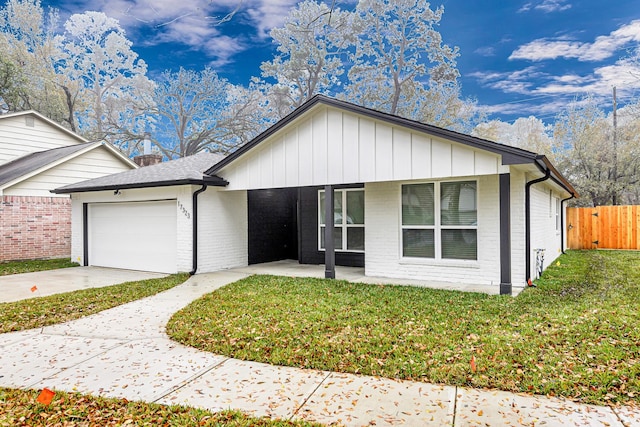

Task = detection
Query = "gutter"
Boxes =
[560,194,575,254]
[525,161,551,285]
[190,184,208,275]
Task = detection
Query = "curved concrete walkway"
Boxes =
[0,271,637,426]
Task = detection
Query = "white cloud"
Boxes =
[245,0,300,38]
[474,46,496,57]
[518,0,572,13]
[510,20,640,62]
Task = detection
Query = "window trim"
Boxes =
[400,179,478,261]
[318,188,365,253]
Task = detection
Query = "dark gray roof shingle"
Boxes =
[0,143,95,187]
[53,152,227,193]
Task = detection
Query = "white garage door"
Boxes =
[88,200,177,273]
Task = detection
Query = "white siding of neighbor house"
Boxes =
[196,188,248,273]
[364,174,502,287]
[219,106,508,190]
[70,186,194,272]
[4,146,132,197]
[529,181,563,280]
[0,114,84,165]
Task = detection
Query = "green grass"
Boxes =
[0,258,79,276]
[0,273,190,334]
[167,250,640,406]
[0,387,319,426]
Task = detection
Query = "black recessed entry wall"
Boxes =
[247,188,299,265]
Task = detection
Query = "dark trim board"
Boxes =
[82,203,88,266]
[499,173,511,295]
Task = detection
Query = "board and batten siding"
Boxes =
[219,106,508,190]
[3,146,132,197]
[0,114,84,165]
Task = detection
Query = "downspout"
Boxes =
[190,184,208,275]
[525,164,550,285]
[560,194,575,254]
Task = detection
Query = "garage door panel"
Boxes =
[88,201,177,273]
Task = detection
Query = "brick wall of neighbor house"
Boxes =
[197,188,248,273]
[0,195,71,261]
[364,174,501,287]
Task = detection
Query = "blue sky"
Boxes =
[44,0,640,124]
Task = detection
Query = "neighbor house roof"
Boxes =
[206,94,577,196]
[0,141,136,190]
[53,152,228,193]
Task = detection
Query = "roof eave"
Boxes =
[52,175,228,194]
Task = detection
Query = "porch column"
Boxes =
[324,185,335,279]
[499,173,512,295]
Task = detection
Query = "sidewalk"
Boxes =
[0,270,637,426]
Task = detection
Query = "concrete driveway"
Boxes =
[0,267,167,303]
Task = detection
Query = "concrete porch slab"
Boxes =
[232,260,524,296]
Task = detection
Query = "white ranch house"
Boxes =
[54,96,577,295]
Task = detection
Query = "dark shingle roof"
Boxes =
[0,143,95,187]
[53,152,227,193]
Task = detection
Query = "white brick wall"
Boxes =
[510,170,526,287]
[529,182,563,278]
[364,175,502,287]
[196,188,248,273]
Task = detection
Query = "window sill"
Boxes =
[399,257,480,268]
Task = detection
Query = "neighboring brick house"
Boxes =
[54,95,577,294]
[0,110,136,262]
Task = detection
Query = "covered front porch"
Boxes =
[229,259,525,296]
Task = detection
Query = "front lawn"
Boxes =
[167,250,640,406]
[0,258,79,276]
[0,273,189,334]
[0,387,318,426]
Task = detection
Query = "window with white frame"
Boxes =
[401,181,477,260]
[555,197,561,232]
[319,189,365,252]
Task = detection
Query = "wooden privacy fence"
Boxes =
[567,205,640,250]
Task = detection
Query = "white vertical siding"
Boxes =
[0,115,84,165]
[364,175,501,287]
[220,106,503,190]
[392,128,412,180]
[359,119,376,182]
[411,134,431,178]
[312,112,328,183]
